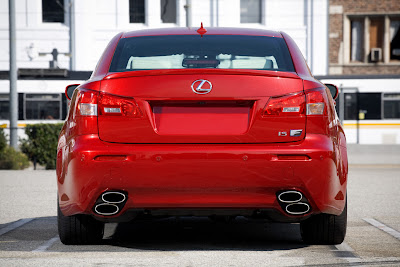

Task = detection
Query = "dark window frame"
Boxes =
[0,94,10,120]
[161,0,177,24]
[240,0,262,24]
[42,0,65,23]
[347,14,400,64]
[23,93,63,120]
[335,90,383,120]
[382,93,400,119]
[129,0,145,23]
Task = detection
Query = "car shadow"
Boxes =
[0,216,307,252]
[105,216,307,251]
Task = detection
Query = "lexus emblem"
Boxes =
[191,79,212,94]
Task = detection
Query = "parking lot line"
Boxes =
[363,218,400,241]
[335,242,354,252]
[32,236,59,252]
[333,241,360,264]
[0,218,33,236]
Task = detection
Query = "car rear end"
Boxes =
[57,28,347,244]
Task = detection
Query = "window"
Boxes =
[358,93,381,119]
[129,0,145,23]
[109,35,295,73]
[335,92,382,120]
[348,15,400,63]
[0,94,67,121]
[390,20,400,60]
[370,18,384,52]
[161,0,176,23]
[240,0,262,23]
[24,94,62,120]
[42,0,65,23]
[351,20,364,62]
[383,93,400,119]
[0,94,9,120]
[343,93,358,120]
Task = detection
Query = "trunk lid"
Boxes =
[98,70,305,144]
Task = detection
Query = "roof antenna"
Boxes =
[197,22,207,37]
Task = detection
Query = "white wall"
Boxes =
[0,0,70,70]
[0,0,328,74]
[321,78,400,93]
[320,78,400,145]
[311,0,328,76]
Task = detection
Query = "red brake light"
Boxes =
[263,92,305,116]
[70,88,99,135]
[75,89,98,116]
[306,88,327,115]
[98,92,142,117]
[263,88,328,117]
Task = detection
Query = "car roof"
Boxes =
[122,27,283,38]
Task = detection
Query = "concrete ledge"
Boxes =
[347,144,400,165]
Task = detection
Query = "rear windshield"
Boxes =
[109,35,295,73]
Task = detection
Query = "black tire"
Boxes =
[300,200,347,245]
[58,204,104,245]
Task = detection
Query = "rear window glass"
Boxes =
[109,35,295,72]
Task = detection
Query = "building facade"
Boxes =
[320,0,400,144]
[328,0,400,75]
[0,0,328,74]
[1,0,399,144]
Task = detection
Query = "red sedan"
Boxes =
[57,26,348,245]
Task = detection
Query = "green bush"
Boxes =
[0,128,30,170]
[0,146,30,170]
[0,128,6,152]
[21,123,63,169]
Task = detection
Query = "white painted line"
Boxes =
[364,218,400,240]
[0,218,34,236]
[32,236,59,252]
[335,241,354,252]
[333,241,362,264]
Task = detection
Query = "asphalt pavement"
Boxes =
[0,145,399,266]
[347,144,400,165]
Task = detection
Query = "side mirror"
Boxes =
[65,84,80,100]
[325,84,339,100]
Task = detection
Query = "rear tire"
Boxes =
[58,204,104,245]
[300,200,347,245]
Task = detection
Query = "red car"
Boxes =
[57,26,348,245]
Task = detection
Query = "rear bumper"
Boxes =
[57,134,347,221]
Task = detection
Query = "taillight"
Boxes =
[263,88,327,117]
[263,92,305,116]
[71,88,99,135]
[306,88,327,115]
[76,89,98,116]
[98,92,142,117]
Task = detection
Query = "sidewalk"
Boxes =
[347,144,400,165]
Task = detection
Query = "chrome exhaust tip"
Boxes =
[93,191,127,216]
[278,191,303,203]
[285,203,310,215]
[94,203,120,216]
[101,191,126,204]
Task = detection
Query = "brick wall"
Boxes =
[331,0,399,13]
[329,0,400,75]
[342,65,400,75]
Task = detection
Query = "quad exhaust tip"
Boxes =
[94,191,127,216]
[277,190,311,215]
[101,191,126,204]
[278,191,303,203]
[94,203,120,216]
[285,202,310,215]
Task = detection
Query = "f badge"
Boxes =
[192,79,212,94]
